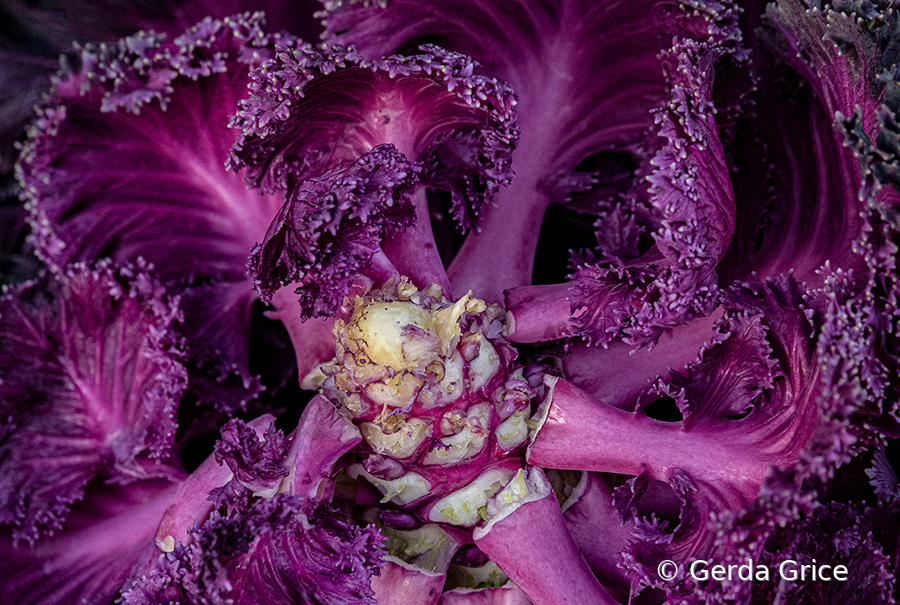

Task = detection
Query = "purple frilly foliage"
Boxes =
[124,414,384,605]
[230,42,517,311]
[0,260,190,604]
[227,39,518,382]
[0,0,323,176]
[16,12,303,413]
[0,260,186,545]
[566,32,741,347]
[214,418,290,497]
[0,0,899,604]
[323,0,744,304]
[124,494,384,605]
[0,0,324,301]
[247,144,422,318]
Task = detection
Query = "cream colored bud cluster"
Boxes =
[314,277,536,514]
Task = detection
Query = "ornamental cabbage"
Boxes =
[1,0,899,604]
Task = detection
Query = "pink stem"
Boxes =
[473,467,617,605]
[284,394,362,501]
[504,282,576,342]
[449,173,551,304]
[269,285,336,381]
[383,189,452,294]
[527,377,768,489]
[562,473,632,601]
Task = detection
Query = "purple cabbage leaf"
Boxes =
[0,261,186,545]
[16,13,296,411]
[1,0,900,604]
[230,43,517,314]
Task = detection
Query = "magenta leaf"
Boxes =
[248,144,422,318]
[16,14,293,408]
[0,261,186,544]
[0,479,180,605]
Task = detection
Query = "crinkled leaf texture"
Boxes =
[232,500,385,605]
[249,144,421,318]
[755,500,898,603]
[0,261,186,545]
[0,0,323,171]
[0,479,180,605]
[546,37,739,346]
[528,275,824,597]
[690,13,900,596]
[124,494,384,605]
[868,446,900,502]
[231,42,516,311]
[323,0,741,301]
[500,7,745,344]
[697,499,900,604]
[214,418,289,496]
[661,199,900,603]
[696,191,900,598]
[230,44,515,227]
[613,468,734,598]
[16,13,291,410]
